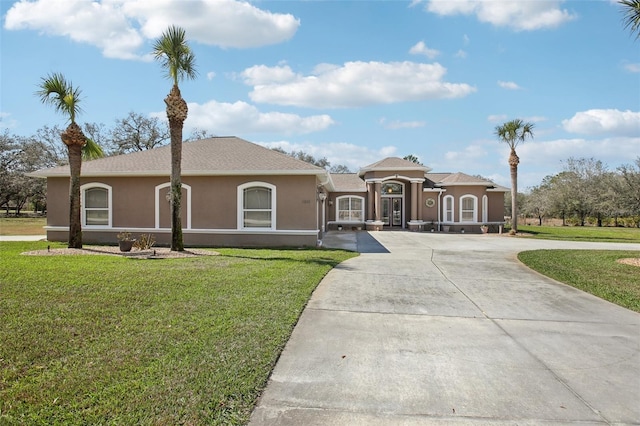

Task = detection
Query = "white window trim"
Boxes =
[80,183,112,228]
[443,195,454,223]
[155,182,192,229]
[482,195,488,223]
[335,195,365,223]
[237,182,276,230]
[459,194,478,223]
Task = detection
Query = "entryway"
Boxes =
[382,197,402,227]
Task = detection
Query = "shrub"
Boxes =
[133,234,156,250]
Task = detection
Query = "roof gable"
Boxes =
[358,157,431,177]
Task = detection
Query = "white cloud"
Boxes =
[426,1,576,31]
[439,144,489,171]
[409,41,440,59]
[487,114,508,123]
[455,49,468,59]
[242,61,476,108]
[206,72,216,81]
[151,100,334,136]
[4,0,299,60]
[623,63,640,73]
[515,137,640,169]
[257,140,398,172]
[379,118,426,129]
[562,109,640,137]
[0,112,18,129]
[497,80,521,90]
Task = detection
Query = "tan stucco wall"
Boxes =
[46,174,320,247]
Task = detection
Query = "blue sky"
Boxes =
[1,0,638,189]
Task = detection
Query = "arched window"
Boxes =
[238,182,276,230]
[443,195,454,222]
[460,195,478,222]
[336,196,364,222]
[81,183,111,227]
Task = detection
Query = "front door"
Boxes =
[382,197,403,227]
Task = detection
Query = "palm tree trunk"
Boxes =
[67,143,83,248]
[509,148,520,234]
[61,122,86,249]
[165,84,188,251]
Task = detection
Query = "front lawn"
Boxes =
[518,250,640,312]
[0,242,357,425]
[517,225,640,243]
[0,217,46,235]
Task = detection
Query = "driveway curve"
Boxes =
[250,232,640,425]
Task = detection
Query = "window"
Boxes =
[336,196,364,222]
[443,195,454,222]
[382,182,403,194]
[238,182,276,229]
[81,183,111,227]
[460,195,477,222]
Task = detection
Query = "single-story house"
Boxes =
[31,137,507,247]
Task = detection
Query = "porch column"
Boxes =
[411,181,418,221]
[367,182,374,220]
[374,181,381,221]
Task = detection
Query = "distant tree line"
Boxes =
[0,112,213,215]
[270,147,351,173]
[520,157,640,228]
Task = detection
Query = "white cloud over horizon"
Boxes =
[257,140,398,172]
[150,100,334,136]
[241,61,476,108]
[4,0,299,60]
[562,109,640,137]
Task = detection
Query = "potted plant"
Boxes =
[117,231,135,252]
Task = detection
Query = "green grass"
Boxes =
[518,250,640,312]
[0,217,47,235]
[518,225,640,243]
[0,242,357,425]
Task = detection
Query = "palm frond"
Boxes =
[620,0,640,39]
[35,72,83,123]
[82,137,104,160]
[152,25,198,86]
[495,119,534,148]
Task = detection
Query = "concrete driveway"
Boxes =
[250,232,640,425]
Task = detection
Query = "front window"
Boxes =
[460,195,477,222]
[337,196,364,222]
[238,182,276,229]
[443,195,454,222]
[81,184,111,227]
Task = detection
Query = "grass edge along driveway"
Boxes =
[0,241,357,425]
[518,249,640,313]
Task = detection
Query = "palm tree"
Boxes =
[153,25,197,251]
[495,119,534,234]
[36,72,92,248]
[620,0,640,40]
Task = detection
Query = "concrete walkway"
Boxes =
[0,235,47,241]
[250,231,640,425]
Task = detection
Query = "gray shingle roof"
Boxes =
[358,157,431,176]
[330,173,367,192]
[426,172,502,188]
[30,137,329,178]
